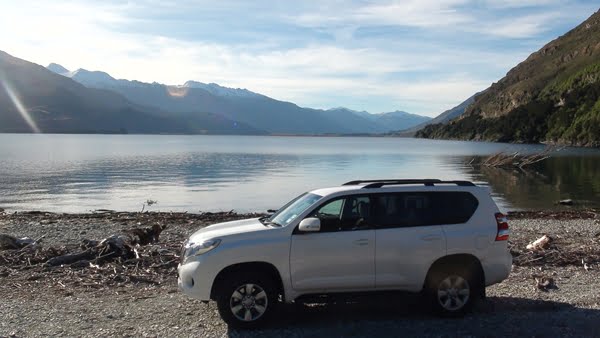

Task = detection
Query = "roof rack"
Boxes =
[342,179,475,189]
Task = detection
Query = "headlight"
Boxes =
[181,239,221,264]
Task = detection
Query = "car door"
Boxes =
[290,195,376,291]
[373,192,447,291]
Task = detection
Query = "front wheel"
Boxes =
[427,266,480,316]
[216,275,278,329]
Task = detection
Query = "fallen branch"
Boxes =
[472,146,560,169]
[46,250,93,266]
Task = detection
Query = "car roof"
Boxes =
[310,185,360,197]
[310,181,483,198]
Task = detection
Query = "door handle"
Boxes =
[421,235,442,241]
[353,239,369,246]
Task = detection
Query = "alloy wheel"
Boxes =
[436,275,470,311]
[229,283,268,322]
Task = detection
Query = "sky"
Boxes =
[0,1,598,116]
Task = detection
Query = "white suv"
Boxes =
[178,179,512,328]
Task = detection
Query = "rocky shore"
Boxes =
[1,209,599,337]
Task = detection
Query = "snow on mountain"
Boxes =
[47,64,262,98]
[67,69,117,87]
[46,63,70,76]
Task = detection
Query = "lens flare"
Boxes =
[0,78,41,133]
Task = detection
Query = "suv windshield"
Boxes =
[268,192,322,227]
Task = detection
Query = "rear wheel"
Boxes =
[216,274,278,329]
[427,265,480,316]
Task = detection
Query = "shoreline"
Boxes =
[1,132,599,149]
[1,207,597,219]
[1,207,598,289]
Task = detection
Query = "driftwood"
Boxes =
[0,211,266,289]
[0,223,167,267]
[469,147,559,169]
[526,235,552,251]
[512,234,600,267]
[46,250,94,266]
[45,223,166,266]
[0,234,37,250]
[122,223,165,245]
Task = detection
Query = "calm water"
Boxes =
[1,134,599,213]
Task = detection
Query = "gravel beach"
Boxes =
[1,210,599,337]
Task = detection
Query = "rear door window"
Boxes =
[371,192,478,228]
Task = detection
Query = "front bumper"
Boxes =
[177,259,214,301]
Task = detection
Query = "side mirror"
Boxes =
[298,218,321,232]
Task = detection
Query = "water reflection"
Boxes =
[0,134,599,212]
[461,156,600,210]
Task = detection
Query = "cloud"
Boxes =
[483,0,565,9]
[292,0,472,28]
[354,0,472,28]
[479,11,563,38]
[289,0,596,40]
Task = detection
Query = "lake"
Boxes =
[1,134,599,213]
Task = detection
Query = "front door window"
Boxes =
[310,196,372,232]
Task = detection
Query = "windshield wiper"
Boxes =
[258,216,282,227]
[263,219,282,227]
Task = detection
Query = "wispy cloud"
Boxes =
[292,0,472,28]
[482,12,560,38]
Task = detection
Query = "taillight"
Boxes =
[495,212,509,241]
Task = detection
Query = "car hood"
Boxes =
[188,217,269,243]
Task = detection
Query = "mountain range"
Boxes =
[417,9,600,147]
[47,63,430,134]
[0,55,431,135]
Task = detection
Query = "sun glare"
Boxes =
[166,86,189,98]
[0,78,41,133]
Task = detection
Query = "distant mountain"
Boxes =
[396,93,478,136]
[48,64,429,134]
[324,107,431,132]
[68,69,120,88]
[322,108,385,133]
[0,51,262,134]
[371,110,431,131]
[427,94,478,125]
[418,9,600,147]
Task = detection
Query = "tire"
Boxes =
[215,273,278,329]
[426,264,481,317]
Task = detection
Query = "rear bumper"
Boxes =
[483,250,512,286]
[177,259,215,301]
